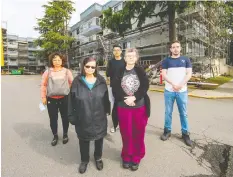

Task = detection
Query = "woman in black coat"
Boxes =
[68,57,110,174]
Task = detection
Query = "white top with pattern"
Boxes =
[121,69,140,96]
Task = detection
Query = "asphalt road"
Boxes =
[2,75,233,177]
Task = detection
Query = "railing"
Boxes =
[8,52,18,56]
[18,47,28,51]
[8,62,18,66]
[28,61,37,65]
[18,61,28,65]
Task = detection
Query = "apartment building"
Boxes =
[70,3,103,67]
[2,32,44,73]
[69,1,171,66]
[70,0,229,67]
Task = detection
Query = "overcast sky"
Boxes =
[1,0,109,38]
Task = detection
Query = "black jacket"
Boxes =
[68,74,111,141]
[112,65,151,117]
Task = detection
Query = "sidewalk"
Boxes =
[149,79,233,99]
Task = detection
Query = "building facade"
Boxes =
[70,0,229,69]
[1,30,45,73]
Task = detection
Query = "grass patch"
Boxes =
[199,76,233,90]
[204,76,233,85]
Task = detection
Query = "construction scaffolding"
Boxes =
[176,2,228,78]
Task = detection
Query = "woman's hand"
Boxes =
[124,96,136,106]
[42,98,47,105]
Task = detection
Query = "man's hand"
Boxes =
[172,84,183,92]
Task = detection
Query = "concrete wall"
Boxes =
[218,59,233,76]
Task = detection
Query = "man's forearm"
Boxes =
[163,74,174,86]
[180,74,192,86]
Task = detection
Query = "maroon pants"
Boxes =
[117,105,148,163]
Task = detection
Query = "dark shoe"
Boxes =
[182,133,193,147]
[79,162,88,174]
[63,134,69,144]
[95,159,103,171]
[122,161,131,169]
[131,163,139,171]
[160,129,171,141]
[51,135,58,146]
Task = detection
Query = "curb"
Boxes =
[149,88,233,99]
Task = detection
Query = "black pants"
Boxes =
[79,138,104,163]
[47,96,69,135]
[112,102,118,129]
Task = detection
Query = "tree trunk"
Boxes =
[168,3,176,42]
[65,19,70,68]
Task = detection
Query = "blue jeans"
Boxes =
[164,89,189,134]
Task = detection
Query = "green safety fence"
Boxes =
[11,70,22,75]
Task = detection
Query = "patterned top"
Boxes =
[121,69,140,96]
[119,68,144,108]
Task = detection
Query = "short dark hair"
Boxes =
[48,52,67,67]
[170,40,181,48]
[113,44,122,50]
[81,57,98,77]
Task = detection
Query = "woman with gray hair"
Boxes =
[112,48,150,171]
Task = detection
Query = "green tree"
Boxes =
[34,0,75,67]
[102,1,195,42]
[219,1,233,40]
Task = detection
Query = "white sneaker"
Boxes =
[110,126,119,133]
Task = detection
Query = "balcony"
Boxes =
[80,3,102,21]
[8,61,18,66]
[18,47,28,51]
[8,51,18,57]
[28,61,38,66]
[7,43,18,49]
[28,46,42,51]
[77,34,89,43]
[18,60,28,65]
[28,47,38,51]
[18,53,28,58]
[80,40,98,50]
[80,17,102,37]
[28,55,36,59]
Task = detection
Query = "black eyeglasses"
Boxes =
[85,65,96,69]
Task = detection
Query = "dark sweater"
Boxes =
[106,58,126,87]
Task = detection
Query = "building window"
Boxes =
[123,41,130,50]
[76,29,79,35]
